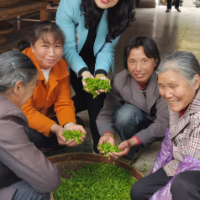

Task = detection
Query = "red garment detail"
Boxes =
[102,132,115,137]
[138,82,147,90]
[132,136,142,145]
[179,106,188,117]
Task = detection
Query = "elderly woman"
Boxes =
[0,51,60,200]
[131,51,200,200]
[97,36,169,160]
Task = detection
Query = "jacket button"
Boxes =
[46,98,49,101]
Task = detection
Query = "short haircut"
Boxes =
[123,35,160,70]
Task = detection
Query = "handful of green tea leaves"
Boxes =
[53,162,137,200]
[62,130,85,144]
[83,77,112,99]
[98,142,121,158]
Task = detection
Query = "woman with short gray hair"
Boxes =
[131,51,200,200]
[0,51,59,200]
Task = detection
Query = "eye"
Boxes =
[142,59,147,63]
[56,45,61,48]
[171,85,176,89]
[159,85,165,90]
[42,45,48,48]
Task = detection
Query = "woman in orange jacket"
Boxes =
[18,21,86,152]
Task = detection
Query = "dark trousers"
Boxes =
[130,168,173,200]
[114,104,152,159]
[26,116,84,149]
[167,0,180,9]
[131,168,200,200]
[70,69,106,153]
[171,170,200,200]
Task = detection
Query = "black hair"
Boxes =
[18,21,65,52]
[80,0,134,43]
[0,51,38,92]
[123,35,160,70]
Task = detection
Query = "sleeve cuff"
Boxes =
[78,67,89,77]
[95,69,107,76]
[132,136,142,145]
[102,132,115,137]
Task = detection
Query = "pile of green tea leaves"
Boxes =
[62,130,85,144]
[53,162,137,200]
[83,78,112,99]
[98,142,121,158]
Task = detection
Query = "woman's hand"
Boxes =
[50,124,78,146]
[98,133,115,154]
[50,192,54,200]
[81,71,94,90]
[64,123,87,144]
[107,137,138,159]
[95,74,111,94]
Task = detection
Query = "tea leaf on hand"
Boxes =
[83,78,112,99]
[62,130,85,144]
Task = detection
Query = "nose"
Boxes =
[164,88,173,99]
[135,62,142,72]
[48,47,55,56]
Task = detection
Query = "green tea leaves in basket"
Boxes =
[83,78,112,99]
[98,142,121,158]
[53,162,137,200]
[62,130,85,144]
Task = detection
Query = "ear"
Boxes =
[193,74,200,91]
[13,80,24,95]
[31,43,35,54]
[154,58,158,68]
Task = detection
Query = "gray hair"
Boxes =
[156,51,200,85]
[0,51,38,93]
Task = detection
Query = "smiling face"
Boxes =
[94,0,119,9]
[127,46,157,88]
[158,69,200,112]
[31,32,63,70]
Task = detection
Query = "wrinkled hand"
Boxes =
[50,124,78,147]
[107,138,138,159]
[81,71,94,90]
[95,74,111,94]
[98,133,115,154]
[64,123,87,144]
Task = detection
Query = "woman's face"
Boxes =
[31,32,63,70]
[158,69,200,112]
[127,46,157,87]
[94,0,119,9]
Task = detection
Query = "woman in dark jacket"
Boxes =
[0,51,60,200]
[97,36,169,160]
[56,0,134,153]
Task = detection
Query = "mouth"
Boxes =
[168,100,179,105]
[100,0,109,4]
[46,60,56,63]
[135,74,145,78]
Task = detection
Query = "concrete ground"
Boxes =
[44,2,200,176]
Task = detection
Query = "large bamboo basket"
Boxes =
[48,153,144,181]
[0,0,19,7]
